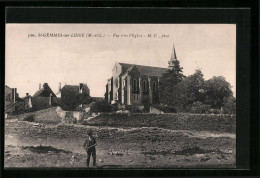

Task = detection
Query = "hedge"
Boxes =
[87,113,236,133]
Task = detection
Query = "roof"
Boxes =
[16,97,25,102]
[5,85,11,90]
[61,84,89,94]
[21,95,32,99]
[33,83,56,97]
[119,63,168,77]
[170,43,178,61]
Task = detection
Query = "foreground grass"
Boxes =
[5,119,236,168]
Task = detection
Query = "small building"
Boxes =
[59,83,91,110]
[32,83,58,110]
[5,85,25,114]
[22,93,33,110]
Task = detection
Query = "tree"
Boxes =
[223,96,236,114]
[204,76,233,108]
[161,60,185,86]
[159,59,185,105]
[190,101,211,114]
[177,69,205,108]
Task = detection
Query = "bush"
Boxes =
[125,105,144,113]
[223,96,236,114]
[23,114,35,122]
[87,113,236,133]
[141,95,151,111]
[90,101,112,113]
[153,105,177,113]
[191,101,211,114]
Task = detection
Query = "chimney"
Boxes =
[79,83,83,93]
[49,93,53,106]
[39,83,41,89]
[14,88,17,103]
[43,83,47,89]
[11,88,15,102]
[59,82,61,92]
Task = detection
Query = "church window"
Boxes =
[153,81,157,92]
[115,78,118,87]
[143,80,147,92]
[133,79,138,91]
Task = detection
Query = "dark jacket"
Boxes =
[84,137,97,152]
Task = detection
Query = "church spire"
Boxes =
[168,43,178,70]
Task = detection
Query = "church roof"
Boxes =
[119,63,168,77]
[170,43,177,61]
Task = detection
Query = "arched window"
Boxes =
[133,79,138,91]
[115,78,118,88]
[153,81,157,92]
[143,80,147,92]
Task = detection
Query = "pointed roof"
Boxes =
[33,83,56,97]
[170,43,177,61]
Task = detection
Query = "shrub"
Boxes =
[125,105,144,113]
[90,101,112,113]
[87,113,236,133]
[23,114,35,122]
[141,95,151,111]
[223,96,236,114]
[153,105,177,113]
[191,101,211,114]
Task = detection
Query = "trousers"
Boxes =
[86,148,96,167]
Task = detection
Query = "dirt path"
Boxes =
[5,120,236,168]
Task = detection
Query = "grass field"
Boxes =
[5,109,236,168]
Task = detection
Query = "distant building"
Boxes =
[59,83,91,110]
[32,83,58,110]
[22,93,33,110]
[5,85,25,113]
[105,43,178,105]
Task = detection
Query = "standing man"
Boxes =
[83,131,97,167]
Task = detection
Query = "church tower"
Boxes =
[168,43,178,70]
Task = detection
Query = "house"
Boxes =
[22,93,33,110]
[32,83,58,110]
[105,43,178,105]
[5,85,25,113]
[59,83,91,110]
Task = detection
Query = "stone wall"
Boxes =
[55,107,85,124]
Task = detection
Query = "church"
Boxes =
[105,43,178,105]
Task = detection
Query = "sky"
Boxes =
[6,24,236,97]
